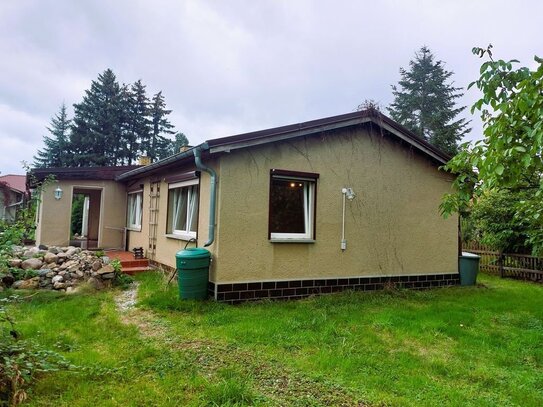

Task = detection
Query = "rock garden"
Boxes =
[0,245,121,292]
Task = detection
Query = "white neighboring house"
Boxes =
[0,174,26,222]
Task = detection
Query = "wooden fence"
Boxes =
[462,241,543,282]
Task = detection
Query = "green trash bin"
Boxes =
[459,252,480,286]
[176,248,211,300]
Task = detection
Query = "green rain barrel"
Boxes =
[459,251,480,286]
[176,248,211,300]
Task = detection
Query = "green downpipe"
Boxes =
[194,145,217,247]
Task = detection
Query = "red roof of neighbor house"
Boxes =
[0,174,26,193]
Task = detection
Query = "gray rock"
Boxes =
[23,247,39,258]
[100,272,115,280]
[87,277,104,290]
[52,275,63,284]
[57,252,67,262]
[92,260,102,271]
[38,269,51,276]
[38,244,48,250]
[21,258,43,270]
[46,271,56,278]
[9,259,22,268]
[43,252,58,264]
[96,264,115,275]
[76,270,85,277]
[102,256,110,265]
[48,247,59,254]
[65,247,79,258]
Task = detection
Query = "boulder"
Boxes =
[96,264,115,276]
[57,252,68,263]
[48,246,59,254]
[21,258,43,270]
[53,281,66,289]
[87,277,104,290]
[23,247,39,258]
[65,247,79,258]
[38,244,48,250]
[92,260,102,271]
[9,259,22,268]
[12,277,39,290]
[43,252,58,264]
[46,271,56,278]
[38,269,51,276]
[52,275,63,284]
[100,272,115,280]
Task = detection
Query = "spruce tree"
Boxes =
[388,46,470,155]
[71,69,123,166]
[34,103,72,167]
[149,91,175,161]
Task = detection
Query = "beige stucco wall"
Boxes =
[36,180,127,248]
[213,127,458,283]
[126,162,217,273]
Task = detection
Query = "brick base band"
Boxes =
[209,273,460,304]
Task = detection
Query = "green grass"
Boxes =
[3,273,543,406]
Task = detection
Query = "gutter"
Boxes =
[193,144,217,247]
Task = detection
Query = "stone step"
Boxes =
[122,266,153,275]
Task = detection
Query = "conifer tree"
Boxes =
[388,46,470,155]
[71,69,123,166]
[34,104,72,167]
[148,91,175,161]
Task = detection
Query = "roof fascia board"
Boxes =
[209,117,372,154]
[377,121,448,164]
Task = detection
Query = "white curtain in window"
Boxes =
[188,185,198,232]
[172,188,188,231]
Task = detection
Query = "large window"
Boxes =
[167,179,199,239]
[127,191,143,230]
[269,170,318,241]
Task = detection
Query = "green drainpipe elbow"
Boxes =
[194,146,217,247]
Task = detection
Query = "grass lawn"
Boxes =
[3,272,543,406]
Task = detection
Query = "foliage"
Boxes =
[1,295,73,406]
[463,190,532,252]
[35,69,188,168]
[388,46,471,155]
[442,46,543,255]
[70,194,85,237]
[110,259,134,288]
[33,104,72,168]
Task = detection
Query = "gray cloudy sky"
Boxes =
[1,0,541,174]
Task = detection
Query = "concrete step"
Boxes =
[122,266,153,275]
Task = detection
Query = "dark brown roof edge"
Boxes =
[31,166,140,184]
[206,109,451,163]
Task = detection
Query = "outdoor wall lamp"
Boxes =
[54,187,63,200]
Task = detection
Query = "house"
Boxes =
[0,174,27,222]
[32,109,460,302]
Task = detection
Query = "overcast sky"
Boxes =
[0,0,541,174]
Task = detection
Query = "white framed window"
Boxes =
[269,170,318,241]
[167,179,199,239]
[127,191,143,230]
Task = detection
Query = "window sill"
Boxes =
[165,233,196,241]
[126,227,142,232]
[269,239,315,244]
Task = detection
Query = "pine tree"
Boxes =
[388,46,470,155]
[71,69,123,166]
[34,104,72,167]
[172,132,190,154]
[148,91,175,161]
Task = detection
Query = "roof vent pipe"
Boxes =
[194,146,217,247]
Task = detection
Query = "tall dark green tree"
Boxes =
[148,91,175,161]
[34,104,72,167]
[170,132,190,155]
[71,69,123,166]
[388,46,470,155]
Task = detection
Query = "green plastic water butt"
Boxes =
[176,248,211,300]
[459,251,480,286]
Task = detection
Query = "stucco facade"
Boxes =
[36,179,127,248]
[33,110,459,301]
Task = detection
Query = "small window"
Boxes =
[127,191,143,230]
[167,179,199,239]
[269,170,318,241]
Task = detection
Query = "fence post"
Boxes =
[498,251,504,278]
